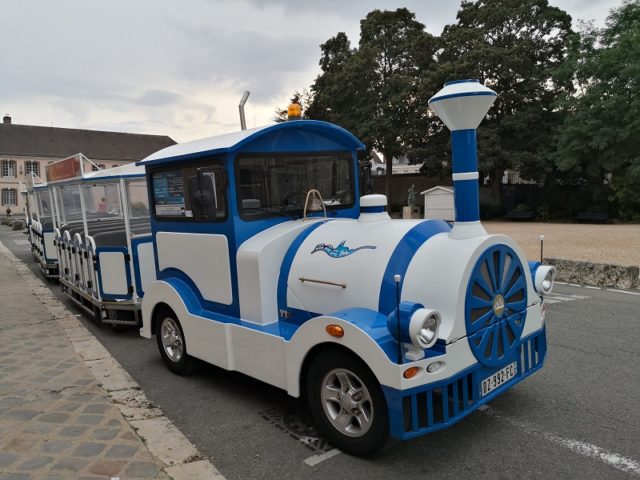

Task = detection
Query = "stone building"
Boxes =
[0,115,175,213]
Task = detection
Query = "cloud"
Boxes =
[0,0,622,143]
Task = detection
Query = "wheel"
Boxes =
[155,307,194,375]
[306,349,389,456]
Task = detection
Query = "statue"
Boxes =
[407,184,417,207]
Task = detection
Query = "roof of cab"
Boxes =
[137,120,365,167]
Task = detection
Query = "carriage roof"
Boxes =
[137,120,365,167]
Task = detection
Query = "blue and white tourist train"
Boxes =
[137,80,556,455]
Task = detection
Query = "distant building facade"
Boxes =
[0,115,175,213]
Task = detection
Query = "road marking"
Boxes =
[480,406,640,476]
[13,239,30,245]
[544,293,590,305]
[585,286,601,290]
[606,289,640,296]
[304,448,342,466]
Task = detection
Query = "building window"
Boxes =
[91,163,106,172]
[1,160,17,178]
[1,188,18,206]
[24,160,40,177]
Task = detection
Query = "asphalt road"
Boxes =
[2,227,639,479]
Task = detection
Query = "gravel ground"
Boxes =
[484,221,640,267]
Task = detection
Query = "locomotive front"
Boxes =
[285,80,555,454]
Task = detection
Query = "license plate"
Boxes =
[481,362,517,396]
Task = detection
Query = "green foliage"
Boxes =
[274,0,639,220]
[303,9,439,204]
[554,0,640,219]
[438,0,573,201]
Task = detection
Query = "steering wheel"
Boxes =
[282,190,307,208]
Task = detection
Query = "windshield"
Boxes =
[237,153,354,219]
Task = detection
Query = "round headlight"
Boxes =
[409,308,441,349]
[534,265,556,294]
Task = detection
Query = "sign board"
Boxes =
[46,154,83,182]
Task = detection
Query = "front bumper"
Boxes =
[383,327,547,440]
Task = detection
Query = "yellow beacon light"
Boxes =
[287,101,302,120]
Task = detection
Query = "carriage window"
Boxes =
[237,153,354,219]
[151,160,226,221]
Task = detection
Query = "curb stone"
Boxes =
[545,257,639,289]
[0,241,227,480]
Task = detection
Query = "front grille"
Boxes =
[397,328,546,437]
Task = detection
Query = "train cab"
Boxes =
[138,82,556,455]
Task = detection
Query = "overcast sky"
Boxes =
[0,0,622,143]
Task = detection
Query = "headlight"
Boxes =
[387,302,441,350]
[409,308,441,349]
[534,265,556,295]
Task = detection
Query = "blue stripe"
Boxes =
[451,129,480,222]
[444,79,479,86]
[451,130,477,173]
[277,220,331,320]
[378,220,451,315]
[453,179,480,222]
[429,91,497,104]
[361,206,385,213]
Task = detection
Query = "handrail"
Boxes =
[302,189,327,220]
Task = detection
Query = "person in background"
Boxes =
[98,197,108,213]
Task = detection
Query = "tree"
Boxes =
[437,0,573,206]
[306,9,437,206]
[554,1,640,219]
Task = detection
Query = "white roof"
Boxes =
[420,186,454,195]
[139,124,274,164]
[83,163,145,181]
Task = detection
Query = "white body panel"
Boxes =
[43,231,57,261]
[136,241,157,294]
[99,251,128,296]
[156,232,232,305]
[236,219,324,325]
[286,218,418,315]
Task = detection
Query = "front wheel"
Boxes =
[306,349,389,456]
[155,308,194,375]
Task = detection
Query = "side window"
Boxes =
[151,160,226,222]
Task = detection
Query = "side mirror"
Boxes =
[188,169,218,221]
[359,160,372,195]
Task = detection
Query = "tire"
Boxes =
[306,348,389,456]
[155,307,194,375]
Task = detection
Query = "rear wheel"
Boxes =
[155,307,194,375]
[306,349,389,456]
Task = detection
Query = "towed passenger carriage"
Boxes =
[28,154,156,328]
[138,80,556,455]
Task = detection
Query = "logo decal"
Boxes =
[492,294,505,316]
[311,240,376,258]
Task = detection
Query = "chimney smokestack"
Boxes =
[2,114,11,125]
[428,79,497,239]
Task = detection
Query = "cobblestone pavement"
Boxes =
[0,238,223,479]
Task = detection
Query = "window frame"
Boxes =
[149,157,228,223]
[1,188,18,206]
[1,159,17,178]
[234,150,356,221]
[24,160,40,177]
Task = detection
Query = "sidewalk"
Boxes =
[0,241,223,479]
